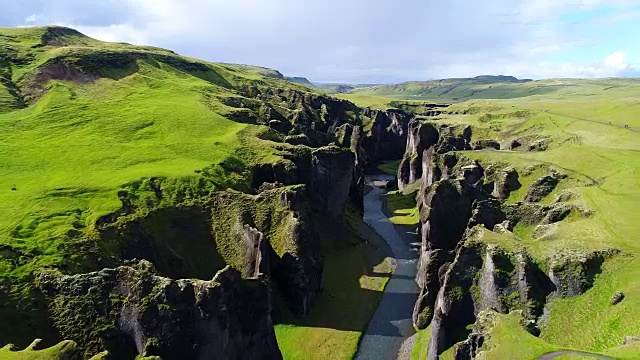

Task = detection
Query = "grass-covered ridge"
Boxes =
[0,26,395,356]
[376,76,640,358]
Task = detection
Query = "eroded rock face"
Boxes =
[525,174,559,202]
[362,108,412,164]
[491,167,520,199]
[243,225,268,277]
[413,177,477,329]
[548,252,608,297]
[472,139,501,150]
[398,120,439,191]
[37,261,282,360]
[453,332,484,360]
[427,244,483,359]
[310,146,355,218]
[426,235,555,358]
[398,122,472,190]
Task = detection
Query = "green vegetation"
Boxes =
[383,191,419,226]
[274,244,391,359]
[275,210,392,360]
[0,26,389,357]
[0,27,310,327]
[377,160,401,175]
[0,341,79,360]
[337,93,393,110]
[369,75,640,358]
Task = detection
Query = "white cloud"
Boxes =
[604,51,628,71]
[24,14,38,23]
[2,0,639,82]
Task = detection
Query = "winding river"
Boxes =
[355,175,420,360]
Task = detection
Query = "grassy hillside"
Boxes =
[0,26,391,358]
[350,75,640,109]
[365,77,640,358]
[0,26,303,291]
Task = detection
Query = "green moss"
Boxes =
[383,190,419,226]
[377,160,400,175]
[0,340,80,360]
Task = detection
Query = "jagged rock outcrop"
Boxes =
[434,124,472,154]
[413,169,479,329]
[428,243,483,359]
[398,120,439,191]
[611,291,625,305]
[527,138,550,152]
[98,186,322,319]
[210,187,322,317]
[453,332,484,360]
[502,202,548,228]
[508,139,522,150]
[335,123,367,212]
[398,122,472,190]
[362,108,412,164]
[243,225,269,277]
[491,167,520,199]
[310,146,355,218]
[525,174,559,202]
[472,139,501,150]
[37,261,282,360]
[547,252,608,297]
[427,232,555,359]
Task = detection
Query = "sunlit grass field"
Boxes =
[359,79,640,359]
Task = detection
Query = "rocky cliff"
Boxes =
[37,261,282,359]
[406,129,611,359]
[398,121,472,191]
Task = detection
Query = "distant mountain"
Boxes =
[281,76,379,94]
[349,75,541,101]
[284,76,315,87]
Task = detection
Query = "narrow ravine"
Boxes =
[355,175,420,360]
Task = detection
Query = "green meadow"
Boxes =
[349,77,640,358]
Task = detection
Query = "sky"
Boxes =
[1,0,640,83]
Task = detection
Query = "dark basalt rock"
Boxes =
[413,178,476,330]
[37,262,282,360]
[611,291,625,305]
[309,146,355,218]
[398,120,439,191]
[548,252,608,297]
[284,134,310,146]
[362,108,412,164]
[472,139,501,150]
[491,167,520,199]
[542,203,575,224]
[434,125,472,154]
[525,174,559,202]
[398,122,471,190]
[468,198,506,231]
[427,236,554,359]
[427,243,483,359]
[509,139,522,150]
[420,179,474,251]
[461,164,484,187]
[527,139,550,152]
[453,332,484,360]
[413,249,447,329]
[502,202,548,228]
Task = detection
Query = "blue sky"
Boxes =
[1,0,639,83]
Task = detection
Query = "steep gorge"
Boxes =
[395,117,618,359]
[0,28,418,359]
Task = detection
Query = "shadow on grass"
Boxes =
[274,209,418,338]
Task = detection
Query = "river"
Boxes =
[355,174,420,360]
